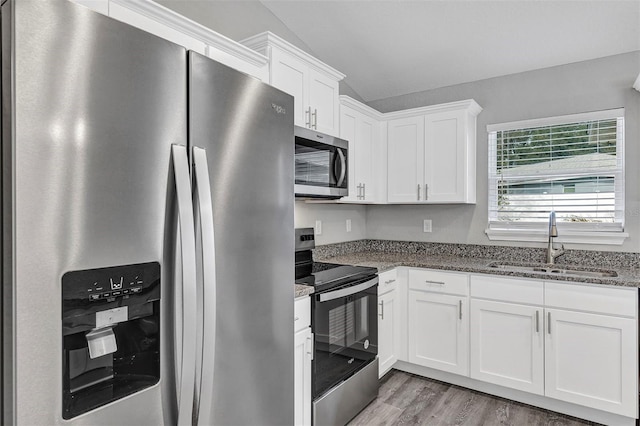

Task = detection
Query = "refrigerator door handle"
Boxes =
[171,144,198,426]
[192,147,217,425]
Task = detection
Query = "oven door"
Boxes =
[312,276,378,398]
[294,127,348,198]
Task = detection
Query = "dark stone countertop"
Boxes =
[316,251,640,288]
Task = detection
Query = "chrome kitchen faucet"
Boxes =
[546,211,565,264]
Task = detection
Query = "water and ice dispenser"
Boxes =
[62,262,160,419]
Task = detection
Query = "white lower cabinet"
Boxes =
[294,297,312,426]
[407,269,469,376]
[470,299,544,395]
[378,289,397,376]
[545,307,637,417]
[378,268,400,377]
[347,265,637,423]
[466,275,638,421]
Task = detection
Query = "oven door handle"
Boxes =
[318,277,378,302]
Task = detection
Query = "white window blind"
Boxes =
[487,109,625,236]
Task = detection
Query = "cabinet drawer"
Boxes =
[378,268,398,295]
[470,274,543,305]
[409,269,468,296]
[294,296,311,332]
[545,281,637,318]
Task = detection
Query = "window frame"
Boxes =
[485,109,628,245]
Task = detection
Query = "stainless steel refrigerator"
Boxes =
[1,1,294,425]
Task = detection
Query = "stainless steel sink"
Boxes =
[487,262,618,278]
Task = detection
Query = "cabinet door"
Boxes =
[357,114,376,202]
[408,291,468,376]
[378,289,398,377]
[470,300,544,395]
[387,116,424,203]
[424,109,467,202]
[271,49,307,128]
[108,2,207,54]
[545,309,637,417]
[308,68,340,136]
[340,108,359,202]
[294,327,313,426]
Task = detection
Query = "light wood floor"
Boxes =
[347,370,599,426]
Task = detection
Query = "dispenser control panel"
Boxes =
[63,262,159,307]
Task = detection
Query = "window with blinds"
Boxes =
[487,109,625,234]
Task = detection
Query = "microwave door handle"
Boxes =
[318,277,378,302]
[192,147,217,426]
[334,148,346,188]
[170,144,197,426]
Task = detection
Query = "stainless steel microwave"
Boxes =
[294,126,348,199]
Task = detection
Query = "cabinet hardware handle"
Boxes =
[305,107,311,128]
[535,311,539,333]
[306,336,314,360]
[425,184,428,201]
[459,300,462,320]
[417,184,421,200]
[362,183,366,199]
[384,279,396,285]
[379,300,384,320]
[312,108,318,129]
[425,280,445,285]
[547,312,551,334]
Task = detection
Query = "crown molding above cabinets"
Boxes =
[241,32,345,81]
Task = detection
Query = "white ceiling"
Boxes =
[260,0,640,102]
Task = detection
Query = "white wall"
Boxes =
[294,201,366,245]
[366,52,640,252]
[300,52,640,252]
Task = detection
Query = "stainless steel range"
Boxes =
[295,228,379,426]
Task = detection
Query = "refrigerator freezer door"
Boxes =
[3,0,187,424]
[188,52,295,426]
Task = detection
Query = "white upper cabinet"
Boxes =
[242,32,345,137]
[270,48,307,127]
[339,96,382,203]
[386,100,481,204]
[387,116,425,203]
[308,68,340,135]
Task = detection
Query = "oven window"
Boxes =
[328,298,368,353]
[313,284,377,398]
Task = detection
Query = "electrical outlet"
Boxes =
[346,219,352,232]
[423,219,432,233]
[315,220,322,235]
